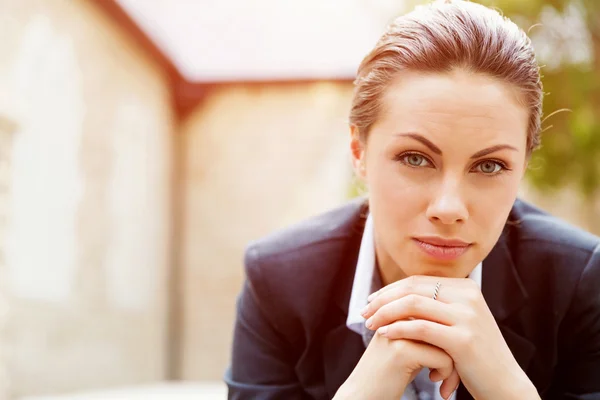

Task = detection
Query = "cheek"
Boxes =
[469,175,521,248]
[366,151,429,202]
[367,165,430,226]
[363,144,421,234]
[367,171,429,255]
[473,174,521,217]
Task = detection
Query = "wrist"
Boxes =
[333,382,371,400]
[334,375,410,400]
[496,371,539,400]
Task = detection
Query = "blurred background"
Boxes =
[0,0,597,399]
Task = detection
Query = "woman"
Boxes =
[225,1,600,399]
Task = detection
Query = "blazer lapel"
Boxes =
[323,203,367,398]
[458,226,536,400]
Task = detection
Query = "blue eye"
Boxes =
[400,153,432,168]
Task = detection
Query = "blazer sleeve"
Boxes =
[550,243,600,399]
[224,245,310,400]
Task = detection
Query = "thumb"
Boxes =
[432,368,460,400]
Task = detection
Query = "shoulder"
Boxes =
[242,197,366,330]
[246,196,367,263]
[511,198,600,253]
[244,197,367,285]
[508,199,600,310]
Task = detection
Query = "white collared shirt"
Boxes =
[346,213,482,400]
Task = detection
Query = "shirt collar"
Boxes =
[347,213,483,334]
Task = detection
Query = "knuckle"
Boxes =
[375,305,388,322]
[464,281,481,300]
[407,275,419,289]
[376,303,395,325]
[457,329,474,351]
[395,286,409,301]
[461,306,478,324]
[405,293,420,311]
[391,337,410,354]
[368,296,380,311]
[374,289,393,309]
[465,291,479,305]
[441,354,454,372]
[415,320,430,338]
[407,275,419,292]
[445,354,454,370]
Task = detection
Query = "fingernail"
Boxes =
[365,317,373,329]
[378,326,388,336]
[360,305,369,317]
[367,292,377,302]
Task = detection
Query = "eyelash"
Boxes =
[394,152,512,175]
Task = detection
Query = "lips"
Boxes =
[414,236,470,247]
[412,236,472,261]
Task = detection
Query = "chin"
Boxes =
[408,256,474,277]
[417,269,456,278]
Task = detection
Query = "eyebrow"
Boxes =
[469,144,518,159]
[395,132,518,159]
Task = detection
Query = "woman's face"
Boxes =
[352,69,529,281]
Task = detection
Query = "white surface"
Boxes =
[21,382,227,400]
[116,0,407,81]
[7,14,84,303]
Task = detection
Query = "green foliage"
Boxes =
[481,0,600,199]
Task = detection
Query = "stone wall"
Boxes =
[0,0,173,397]
[179,82,354,380]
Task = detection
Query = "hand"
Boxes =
[361,275,539,400]
[334,331,460,400]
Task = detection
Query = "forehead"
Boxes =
[375,69,529,147]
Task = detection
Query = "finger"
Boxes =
[406,340,455,382]
[366,275,478,317]
[429,368,460,400]
[377,319,454,352]
[365,294,455,330]
[439,368,460,400]
[369,275,465,300]
[429,368,444,382]
[368,275,438,302]
[367,275,457,311]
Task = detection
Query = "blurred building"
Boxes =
[1,0,598,399]
[0,0,393,398]
[0,0,173,398]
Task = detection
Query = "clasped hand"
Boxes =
[355,275,536,400]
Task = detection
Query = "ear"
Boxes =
[350,125,367,180]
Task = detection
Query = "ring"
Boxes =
[432,281,441,300]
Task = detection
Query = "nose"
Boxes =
[426,178,469,225]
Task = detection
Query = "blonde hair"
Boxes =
[350,0,543,156]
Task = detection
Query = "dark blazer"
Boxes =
[224,198,600,399]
